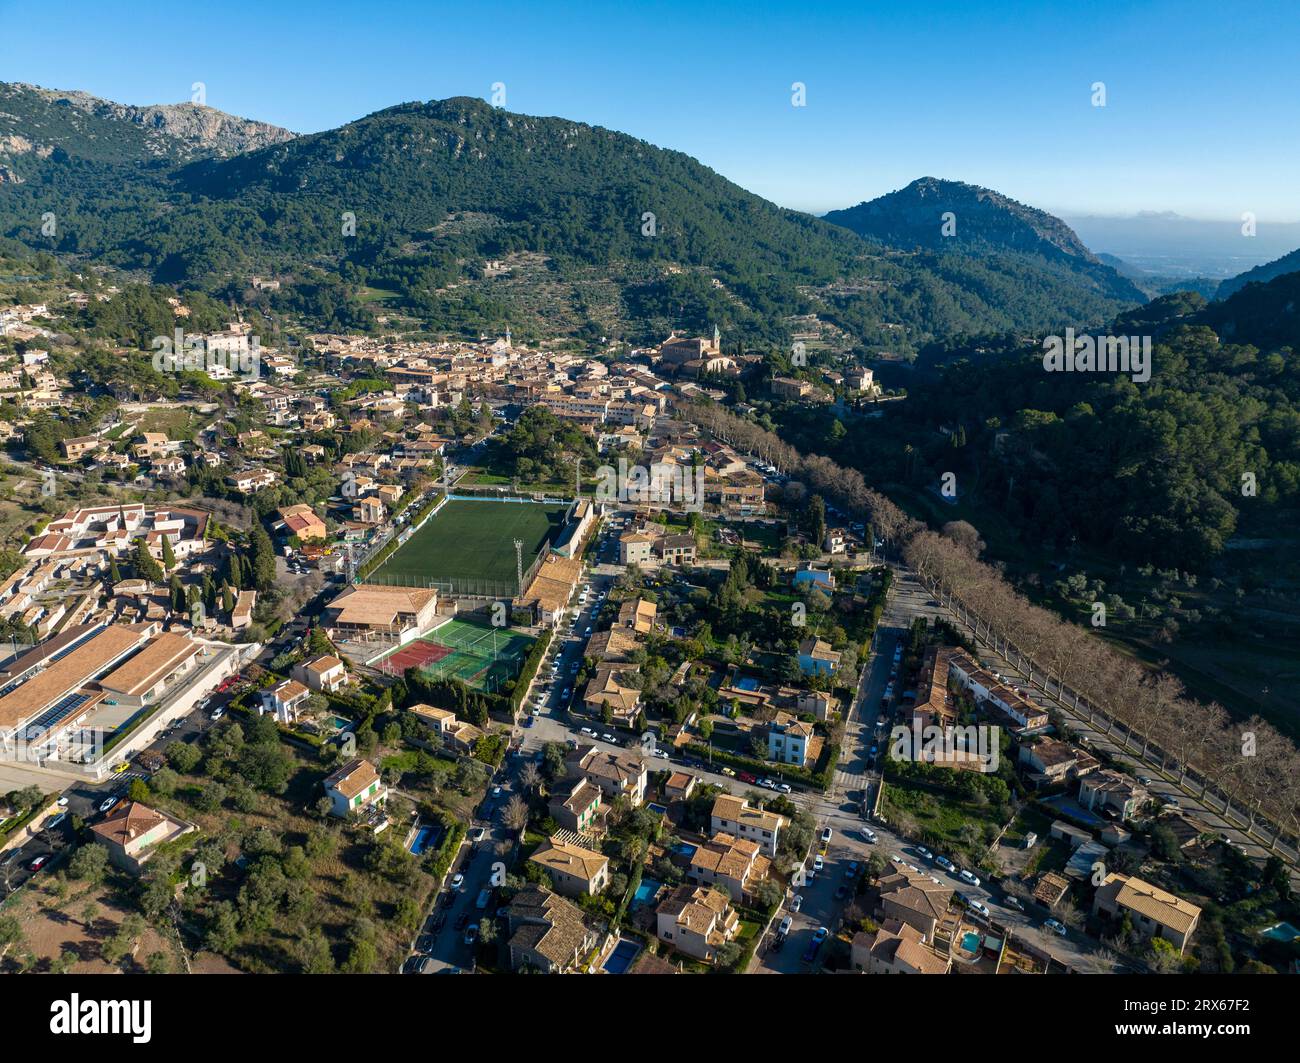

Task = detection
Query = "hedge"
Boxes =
[507,629,552,715]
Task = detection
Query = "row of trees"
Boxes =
[684,400,1300,851]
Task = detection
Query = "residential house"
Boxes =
[655,885,740,963]
[89,801,195,875]
[796,636,840,678]
[528,835,610,898]
[1093,873,1201,955]
[505,886,599,973]
[710,794,786,857]
[851,918,951,974]
[567,745,648,807]
[323,758,387,819]
[877,870,954,941]
[293,654,348,693]
[548,778,601,834]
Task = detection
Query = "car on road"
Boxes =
[1137,775,1152,786]
[601,733,616,744]
[812,854,824,873]
[844,861,859,879]
[450,873,465,892]
[738,772,757,784]
[758,778,777,790]
[490,786,502,799]
[789,894,803,912]
[860,828,877,844]
[811,926,829,945]
[98,795,118,814]
[935,855,956,872]
[777,915,793,938]
[959,869,980,887]
[820,827,833,844]
[111,761,130,775]
[967,899,991,919]
[654,750,670,760]
[56,796,69,807]
[1004,895,1025,912]
[1043,918,1068,937]
[468,827,487,844]
[720,766,736,776]
[776,783,792,794]
[580,727,595,737]
[916,846,933,861]
[1162,797,1180,808]
[463,923,479,946]
[416,934,436,953]
[45,812,68,830]
[29,854,49,872]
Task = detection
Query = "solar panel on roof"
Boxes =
[22,690,91,741]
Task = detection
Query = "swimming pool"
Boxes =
[647,803,668,816]
[1261,921,1300,942]
[672,843,697,859]
[631,877,663,909]
[408,824,442,856]
[602,938,641,974]
[960,931,982,953]
[734,675,761,692]
[326,716,353,732]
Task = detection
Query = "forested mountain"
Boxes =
[1218,245,1300,299]
[823,177,1144,327]
[0,89,1145,348]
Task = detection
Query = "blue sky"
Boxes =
[2,0,1297,220]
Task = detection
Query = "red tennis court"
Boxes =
[376,640,453,675]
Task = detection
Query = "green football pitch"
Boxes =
[370,497,570,592]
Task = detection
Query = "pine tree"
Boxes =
[160,534,177,572]
[249,524,277,592]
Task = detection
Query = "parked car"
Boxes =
[935,855,956,872]
[738,772,757,784]
[28,854,48,872]
[450,873,465,892]
[777,783,792,794]
[1004,895,1025,912]
[468,827,487,844]
[1043,918,1068,937]
[789,894,803,912]
[916,846,933,861]
[463,923,479,946]
[580,727,595,736]
[959,869,981,887]
[778,915,793,937]
[720,766,736,777]
[98,795,118,814]
[210,707,225,721]
[820,827,833,844]
[812,854,824,873]
[968,899,991,919]
[601,733,616,744]
[861,828,877,844]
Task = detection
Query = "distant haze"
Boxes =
[1062,213,1300,279]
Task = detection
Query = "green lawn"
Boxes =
[370,497,570,593]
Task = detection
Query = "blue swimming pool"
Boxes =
[1261,921,1300,942]
[603,938,641,974]
[408,824,442,856]
[734,675,761,692]
[647,803,668,816]
[672,843,697,859]
[631,877,663,909]
[960,931,982,953]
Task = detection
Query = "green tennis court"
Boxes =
[377,617,535,692]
